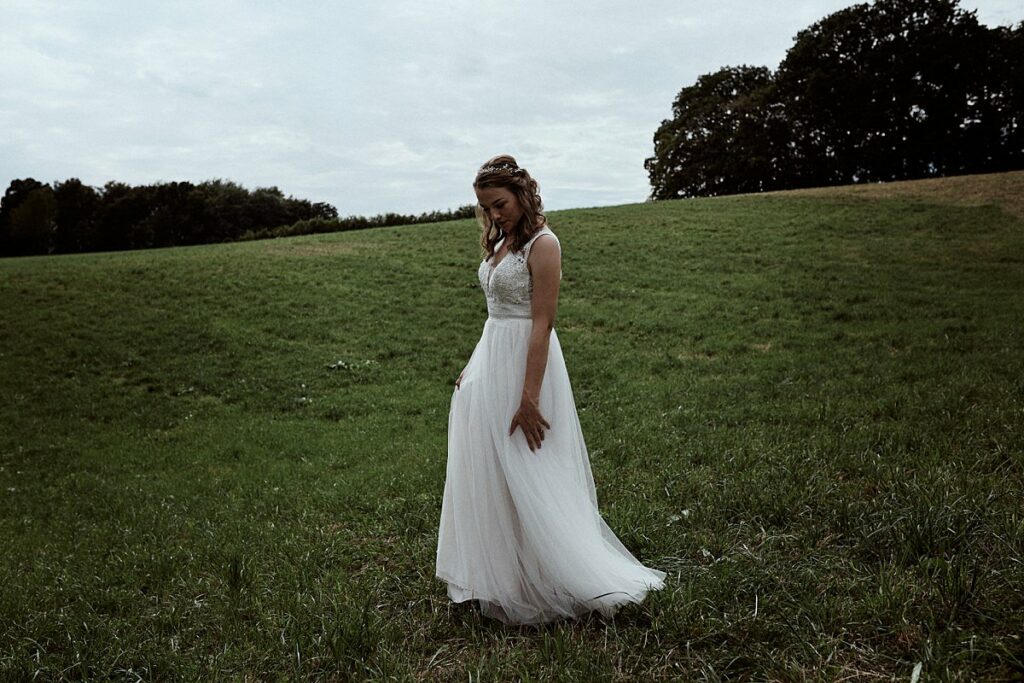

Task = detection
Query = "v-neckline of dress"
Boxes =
[487,238,512,289]
[486,227,548,289]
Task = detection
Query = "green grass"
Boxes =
[1,173,1023,680]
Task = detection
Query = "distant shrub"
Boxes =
[254,205,477,241]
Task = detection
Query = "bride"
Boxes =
[435,154,666,625]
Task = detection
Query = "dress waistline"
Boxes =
[487,313,532,320]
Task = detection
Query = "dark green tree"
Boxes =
[647,0,1024,199]
[775,0,1009,185]
[94,181,152,252]
[645,65,779,198]
[53,179,100,254]
[0,178,48,255]
[8,185,57,256]
[134,181,202,247]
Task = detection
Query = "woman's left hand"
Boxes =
[509,394,551,452]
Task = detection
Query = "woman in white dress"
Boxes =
[436,155,666,625]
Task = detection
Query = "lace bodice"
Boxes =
[477,226,561,319]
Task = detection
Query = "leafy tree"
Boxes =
[313,202,338,220]
[94,181,152,252]
[775,0,1004,184]
[139,181,198,248]
[0,178,47,255]
[8,186,57,255]
[647,0,1024,198]
[646,66,778,198]
[53,179,100,254]
[975,21,1024,170]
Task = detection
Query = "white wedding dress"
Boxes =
[436,225,666,625]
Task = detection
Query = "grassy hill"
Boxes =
[1,171,1022,680]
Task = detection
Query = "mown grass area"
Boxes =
[1,172,1022,681]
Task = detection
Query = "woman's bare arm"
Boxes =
[509,236,561,451]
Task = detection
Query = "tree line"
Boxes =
[646,0,1024,199]
[0,178,475,258]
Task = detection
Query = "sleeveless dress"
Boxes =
[435,225,666,625]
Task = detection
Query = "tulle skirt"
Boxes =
[436,316,666,625]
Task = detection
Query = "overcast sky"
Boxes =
[2,1,1020,216]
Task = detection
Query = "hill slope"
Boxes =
[1,172,1022,680]
[736,168,1024,219]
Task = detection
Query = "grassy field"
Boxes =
[1,171,1022,681]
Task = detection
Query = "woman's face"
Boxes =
[475,186,523,234]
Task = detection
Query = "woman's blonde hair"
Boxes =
[473,154,546,258]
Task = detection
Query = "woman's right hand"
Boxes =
[455,369,465,389]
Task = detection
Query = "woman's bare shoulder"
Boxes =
[527,231,561,271]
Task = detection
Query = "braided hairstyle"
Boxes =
[473,154,547,259]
